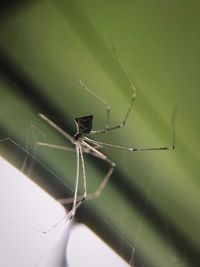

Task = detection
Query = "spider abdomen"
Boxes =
[75,115,93,135]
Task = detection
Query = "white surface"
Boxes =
[0,157,130,267]
[67,224,129,267]
[0,157,68,267]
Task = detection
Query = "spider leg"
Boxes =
[79,78,136,135]
[36,141,102,154]
[84,108,178,152]
[69,144,81,217]
[36,142,97,200]
[81,42,136,135]
[21,145,84,234]
[86,159,115,201]
[79,145,87,200]
[37,142,75,152]
[79,80,111,130]
[60,144,89,220]
[39,113,73,143]
[58,142,115,205]
[34,160,112,233]
[85,137,174,152]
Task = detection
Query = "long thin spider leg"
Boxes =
[21,145,83,234]
[45,145,81,232]
[37,142,75,152]
[22,145,98,234]
[70,145,80,217]
[79,145,87,200]
[39,114,73,143]
[85,122,175,151]
[79,80,111,130]
[36,141,101,154]
[0,137,74,186]
[85,137,173,152]
[37,131,172,215]
[89,41,137,135]
[58,143,115,205]
[68,144,89,217]
[86,155,115,201]
[84,110,177,152]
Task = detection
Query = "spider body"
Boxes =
[0,42,177,233]
[75,115,93,134]
[37,43,177,222]
[73,115,93,141]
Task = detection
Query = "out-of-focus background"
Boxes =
[0,1,200,267]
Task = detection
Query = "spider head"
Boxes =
[74,115,93,138]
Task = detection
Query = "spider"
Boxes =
[38,86,176,226]
[37,45,177,227]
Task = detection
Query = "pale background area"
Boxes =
[0,157,129,267]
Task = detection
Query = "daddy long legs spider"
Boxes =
[37,44,177,229]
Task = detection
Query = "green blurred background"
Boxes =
[0,1,200,267]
